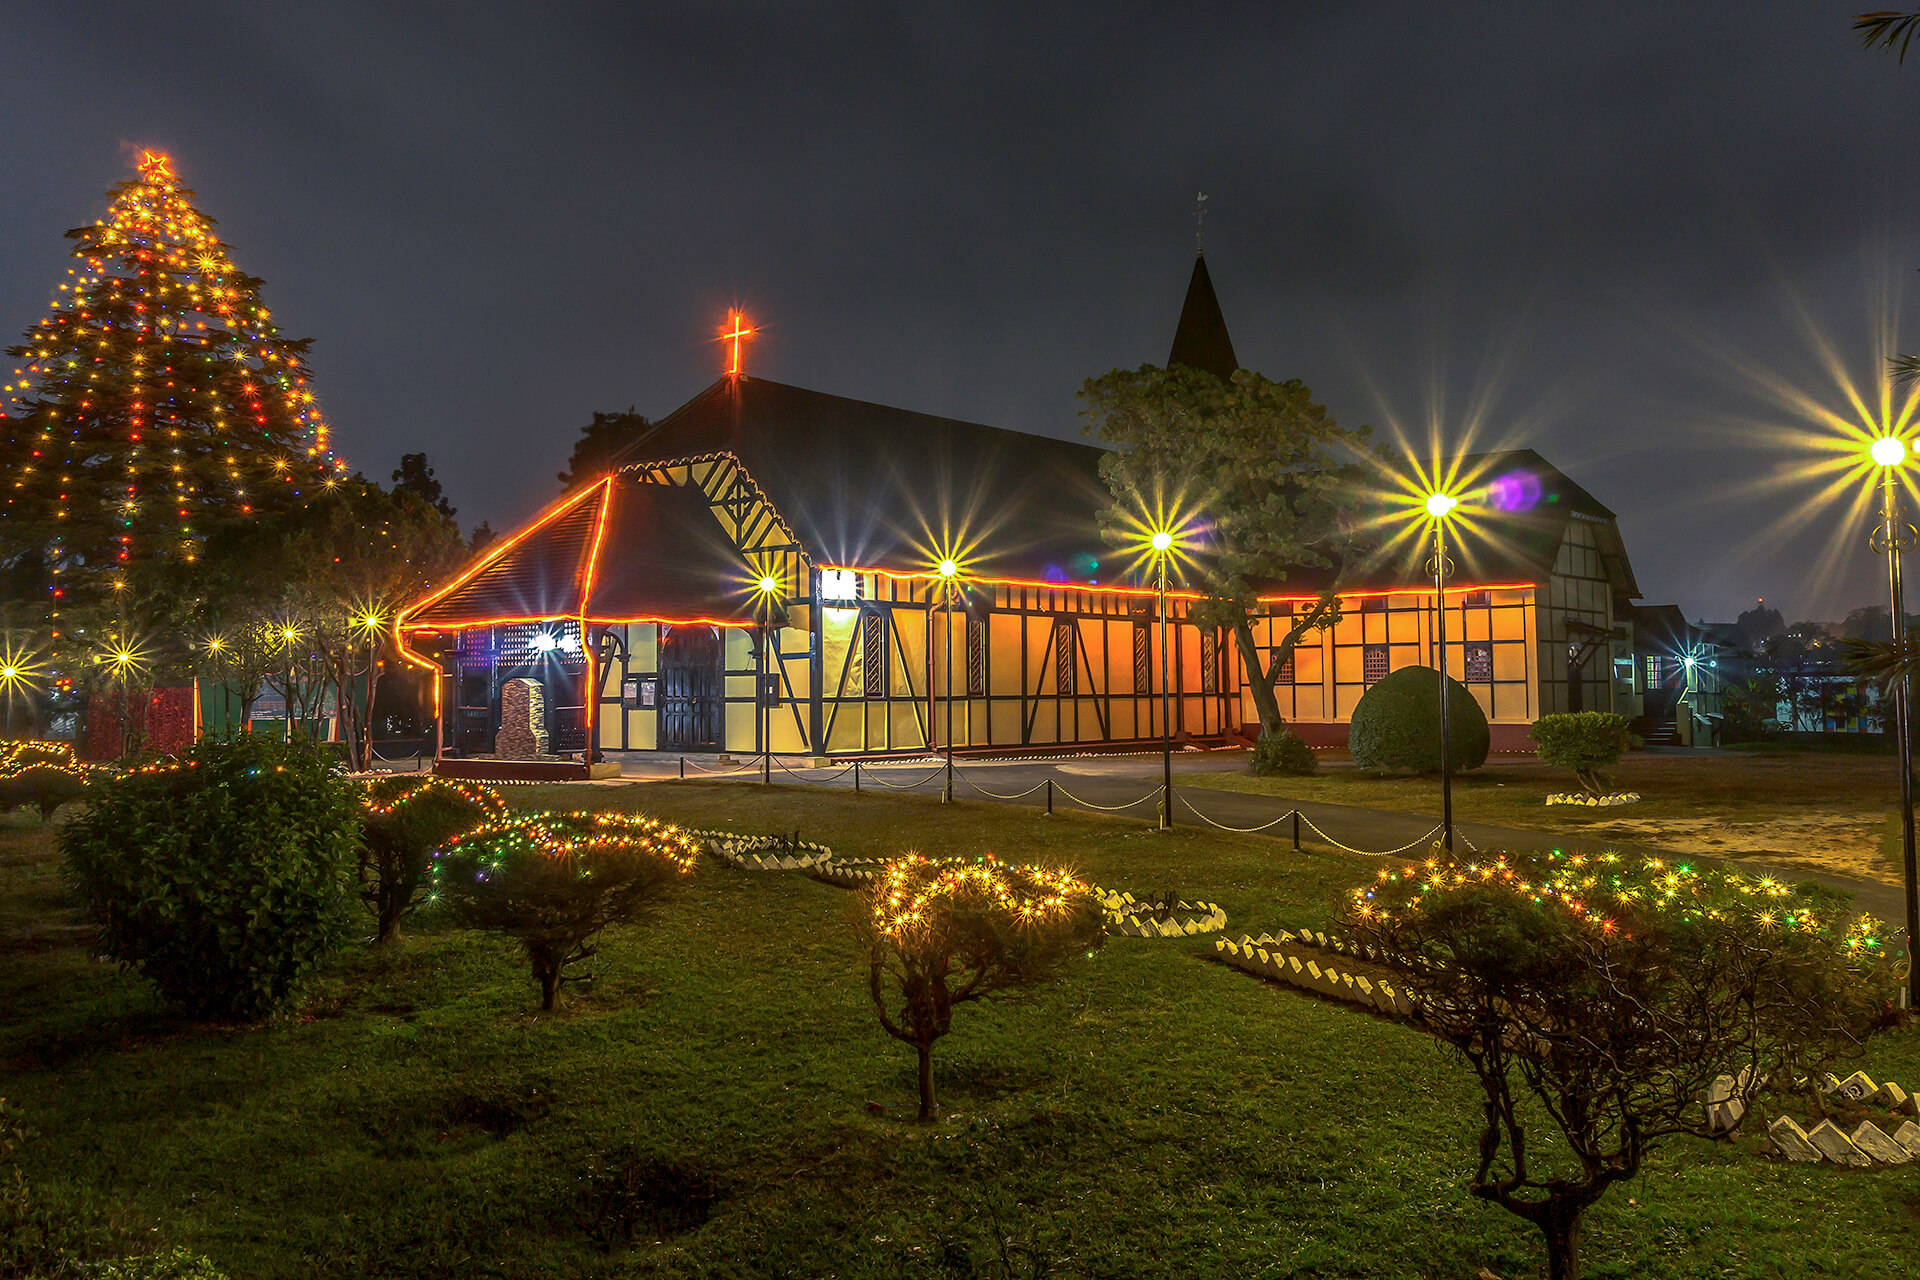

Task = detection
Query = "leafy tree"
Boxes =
[429,811,698,1009]
[862,855,1103,1120]
[1079,366,1370,738]
[1348,850,1892,1280]
[360,777,503,943]
[1857,11,1920,381]
[391,452,455,521]
[558,409,651,491]
[62,734,362,1019]
[468,520,496,556]
[1529,712,1629,795]
[0,151,341,614]
[1728,602,1784,651]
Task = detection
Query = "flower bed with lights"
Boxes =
[1544,791,1640,807]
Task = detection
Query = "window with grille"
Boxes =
[1200,630,1218,694]
[862,611,886,698]
[1464,641,1493,683]
[1363,643,1390,684]
[1273,649,1295,685]
[966,616,986,697]
[1055,620,1076,696]
[1133,623,1151,694]
[1645,655,1661,687]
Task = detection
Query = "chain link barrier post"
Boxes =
[853,759,861,793]
[1292,810,1301,851]
[1045,778,1053,817]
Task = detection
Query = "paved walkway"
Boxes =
[597,748,1911,925]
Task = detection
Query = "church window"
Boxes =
[1464,642,1493,683]
[1200,630,1219,694]
[1363,643,1390,684]
[862,611,886,698]
[1133,623,1151,694]
[1055,620,1076,696]
[966,616,986,697]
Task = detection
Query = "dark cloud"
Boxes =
[5,1,1918,621]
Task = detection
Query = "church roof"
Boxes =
[1271,448,1638,600]
[1167,254,1239,381]
[400,474,761,630]
[614,377,1116,583]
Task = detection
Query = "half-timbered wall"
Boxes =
[1239,587,1538,731]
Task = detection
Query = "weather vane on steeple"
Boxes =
[1195,192,1208,255]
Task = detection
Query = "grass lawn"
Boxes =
[4,782,1920,1279]
[1188,750,1910,886]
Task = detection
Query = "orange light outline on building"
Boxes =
[1257,581,1538,604]
[825,563,1538,605]
[578,476,617,755]
[400,612,755,633]
[397,481,605,631]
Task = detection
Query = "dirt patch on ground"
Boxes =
[1578,813,1894,885]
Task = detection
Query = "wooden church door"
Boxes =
[658,624,724,750]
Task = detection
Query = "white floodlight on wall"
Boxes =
[531,632,558,653]
[821,568,859,603]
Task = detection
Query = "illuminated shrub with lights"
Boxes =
[61,735,362,1020]
[429,812,699,1010]
[360,777,504,944]
[1529,712,1629,795]
[1249,725,1317,776]
[1347,664,1488,773]
[1346,850,1892,1280]
[862,855,1104,1121]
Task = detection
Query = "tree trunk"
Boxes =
[538,961,560,1011]
[1232,619,1284,739]
[1540,1204,1583,1280]
[916,1040,937,1121]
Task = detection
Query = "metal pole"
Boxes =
[286,643,294,745]
[760,617,771,785]
[943,581,955,804]
[1292,809,1301,851]
[1435,521,1454,852]
[854,758,862,793]
[1045,777,1053,816]
[1883,469,1919,1010]
[1160,556,1173,830]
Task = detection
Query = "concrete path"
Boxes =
[596,747,1911,925]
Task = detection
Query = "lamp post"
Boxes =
[1869,435,1920,1010]
[1152,529,1175,831]
[281,626,300,745]
[937,558,958,804]
[1426,492,1458,852]
[757,575,780,785]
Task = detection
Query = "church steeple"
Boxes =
[1167,251,1239,381]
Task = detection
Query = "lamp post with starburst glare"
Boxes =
[1425,490,1460,852]
[1868,433,1920,1009]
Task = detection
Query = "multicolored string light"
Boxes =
[1351,847,1889,954]
[872,853,1094,940]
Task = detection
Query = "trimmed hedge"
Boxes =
[1530,711,1630,794]
[61,735,362,1020]
[1348,665,1489,773]
[1250,727,1318,776]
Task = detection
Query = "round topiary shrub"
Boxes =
[1348,665,1489,773]
[61,734,362,1020]
[1250,726,1318,776]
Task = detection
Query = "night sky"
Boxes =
[6,3,1920,624]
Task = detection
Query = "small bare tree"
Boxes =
[429,811,698,1009]
[1347,850,1893,1280]
[360,777,504,943]
[862,855,1104,1120]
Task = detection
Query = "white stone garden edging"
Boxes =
[1545,792,1641,807]
[1752,1070,1920,1166]
[1212,930,1419,1018]
[1097,890,1226,938]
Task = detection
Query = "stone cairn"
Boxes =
[495,679,549,759]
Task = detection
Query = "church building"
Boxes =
[397,256,1650,775]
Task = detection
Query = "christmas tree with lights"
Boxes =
[1,151,344,617]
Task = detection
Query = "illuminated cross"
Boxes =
[721,310,756,379]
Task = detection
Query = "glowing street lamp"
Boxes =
[281,625,301,744]
[1149,528,1177,830]
[1426,490,1460,851]
[0,640,40,739]
[1869,434,1920,1009]
[752,573,782,785]
[936,557,961,803]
